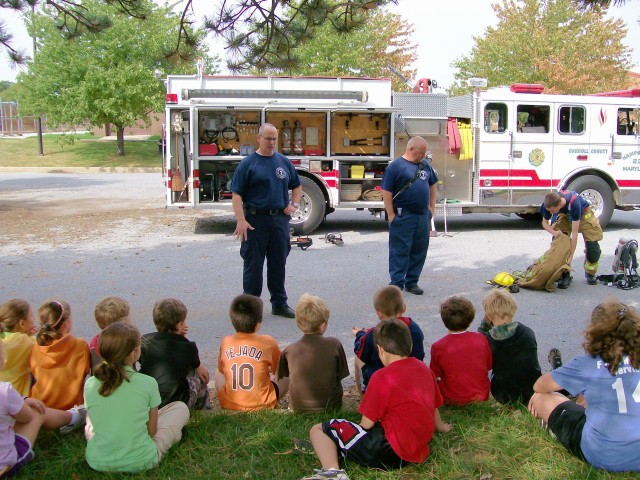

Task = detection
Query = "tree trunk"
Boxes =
[116,125,125,156]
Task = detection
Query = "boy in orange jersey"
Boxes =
[214,294,288,411]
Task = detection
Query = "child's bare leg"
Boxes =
[41,409,73,430]
[528,392,572,423]
[13,410,45,446]
[309,423,340,471]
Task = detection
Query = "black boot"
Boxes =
[557,272,572,289]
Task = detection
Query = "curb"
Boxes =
[0,167,163,173]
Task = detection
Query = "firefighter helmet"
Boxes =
[493,272,515,287]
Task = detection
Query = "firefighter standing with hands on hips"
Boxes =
[231,123,302,318]
[539,190,603,288]
[382,136,438,295]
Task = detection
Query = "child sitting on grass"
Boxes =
[0,299,37,396]
[430,295,492,405]
[139,298,211,410]
[89,296,131,370]
[302,319,451,480]
[215,294,288,411]
[0,340,86,478]
[478,289,541,405]
[353,285,424,395]
[29,300,90,410]
[276,293,349,413]
[529,299,640,472]
[84,322,189,473]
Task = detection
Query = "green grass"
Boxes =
[0,133,162,168]
[22,401,640,480]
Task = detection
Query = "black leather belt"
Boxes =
[245,207,285,215]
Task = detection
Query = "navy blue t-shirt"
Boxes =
[381,157,438,213]
[231,152,301,209]
[539,190,590,222]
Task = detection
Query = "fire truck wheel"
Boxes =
[290,177,326,235]
[568,175,614,228]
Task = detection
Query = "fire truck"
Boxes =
[163,73,640,233]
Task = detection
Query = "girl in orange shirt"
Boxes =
[30,301,90,410]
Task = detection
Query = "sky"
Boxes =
[1,0,639,89]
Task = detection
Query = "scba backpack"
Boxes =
[598,237,639,290]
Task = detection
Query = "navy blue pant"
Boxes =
[388,210,430,289]
[240,213,291,307]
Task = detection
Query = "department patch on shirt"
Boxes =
[419,170,428,180]
[275,167,287,179]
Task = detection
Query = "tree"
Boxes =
[2,0,398,72]
[16,0,215,155]
[251,10,417,91]
[449,0,633,95]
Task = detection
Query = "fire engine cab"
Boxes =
[163,73,640,232]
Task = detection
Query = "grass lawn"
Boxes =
[0,133,162,168]
[22,399,640,480]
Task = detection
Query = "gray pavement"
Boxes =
[1,172,639,380]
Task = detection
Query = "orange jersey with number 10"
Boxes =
[217,332,281,411]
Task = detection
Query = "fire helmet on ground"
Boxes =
[493,272,515,287]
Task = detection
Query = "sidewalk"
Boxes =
[0,166,162,173]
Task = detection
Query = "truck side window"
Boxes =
[558,105,585,135]
[517,104,550,133]
[617,108,639,136]
[484,103,507,133]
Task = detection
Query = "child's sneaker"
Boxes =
[60,405,86,435]
[548,348,563,370]
[301,469,349,480]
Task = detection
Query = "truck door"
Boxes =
[553,104,588,185]
[478,100,514,204]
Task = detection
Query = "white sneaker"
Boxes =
[60,405,86,435]
[301,469,349,480]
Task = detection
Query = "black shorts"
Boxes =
[321,419,403,470]
[547,400,587,461]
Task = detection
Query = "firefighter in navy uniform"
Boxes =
[381,136,438,295]
[540,190,603,287]
[231,123,302,318]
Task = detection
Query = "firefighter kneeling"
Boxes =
[540,191,603,287]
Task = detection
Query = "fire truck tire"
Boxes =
[516,213,541,222]
[567,175,614,228]
[290,177,326,235]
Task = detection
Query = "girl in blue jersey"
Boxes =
[528,299,640,472]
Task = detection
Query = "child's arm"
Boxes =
[147,407,159,438]
[533,373,562,394]
[196,364,210,384]
[359,415,375,430]
[435,408,452,433]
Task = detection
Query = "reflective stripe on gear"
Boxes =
[584,259,599,276]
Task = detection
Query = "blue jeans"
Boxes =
[388,210,430,289]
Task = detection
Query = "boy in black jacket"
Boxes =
[478,289,541,405]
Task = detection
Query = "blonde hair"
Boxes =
[373,286,404,318]
[0,299,31,334]
[483,289,518,320]
[295,293,329,334]
[93,322,140,397]
[36,300,70,346]
[94,296,130,330]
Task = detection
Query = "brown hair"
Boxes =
[229,294,263,333]
[36,300,70,346]
[94,296,130,330]
[440,296,475,331]
[153,298,187,333]
[373,286,404,318]
[374,319,412,357]
[584,299,640,375]
[543,192,562,209]
[0,299,31,334]
[295,293,329,334]
[482,289,518,320]
[93,322,141,397]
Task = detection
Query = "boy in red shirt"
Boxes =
[430,296,492,405]
[302,319,451,480]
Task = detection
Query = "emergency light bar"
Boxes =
[182,89,368,103]
[510,84,545,94]
[590,89,640,98]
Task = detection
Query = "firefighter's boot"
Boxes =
[557,271,572,289]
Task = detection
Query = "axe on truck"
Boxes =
[343,135,388,147]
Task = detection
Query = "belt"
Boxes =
[245,207,285,215]
[393,206,427,215]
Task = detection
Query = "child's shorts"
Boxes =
[321,419,403,469]
[547,400,587,461]
[1,434,35,478]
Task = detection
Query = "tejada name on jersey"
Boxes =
[224,345,264,361]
